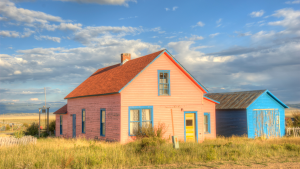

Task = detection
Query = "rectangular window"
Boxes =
[100,109,105,136]
[158,70,170,96]
[82,109,86,133]
[129,106,153,136]
[204,113,211,133]
[60,115,63,135]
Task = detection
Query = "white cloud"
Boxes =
[166,36,176,39]
[216,18,222,24]
[186,35,204,41]
[0,30,20,37]
[34,35,61,43]
[21,28,35,38]
[165,8,169,11]
[14,70,22,75]
[0,99,19,102]
[58,0,135,6]
[209,33,220,38]
[172,6,178,11]
[285,0,300,4]
[234,31,252,37]
[192,21,205,28]
[250,10,265,17]
[58,23,82,31]
[30,98,39,101]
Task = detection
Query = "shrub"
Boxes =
[5,124,10,131]
[292,112,300,127]
[49,120,56,133]
[13,130,25,138]
[134,122,168,139]
[23,123,29,128]
[25,122,39,136]
[286,118,293,127]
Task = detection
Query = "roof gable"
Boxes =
[53,104,67,114]
[65,49,208,99]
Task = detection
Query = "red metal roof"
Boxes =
[53,104,67,114]
[65,50,164,99]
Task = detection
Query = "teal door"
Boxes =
[72,114,76,138]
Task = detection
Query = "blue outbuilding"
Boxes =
[205,90,289,138]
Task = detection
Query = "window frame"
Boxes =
[157,70,171,96]
[204,112,211,134]
[82,109,86,134]
[60,115,63,135]
[128,106,154,136]
[100,108,106,137]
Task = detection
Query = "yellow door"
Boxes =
[185,113,196,142]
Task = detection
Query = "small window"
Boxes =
[129,106,153,136]
[82,109,86,133]
[158,70,170,96]
[204,113,211,133]
[60,115,63,135]
[186,120,193,126]
[100,109,106,136]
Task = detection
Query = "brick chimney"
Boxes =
[121,53,131,64]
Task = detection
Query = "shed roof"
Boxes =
[205,90,288,109]
[53,104,67,114]
[65,49,208,99]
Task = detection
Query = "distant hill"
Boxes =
[0,102,66,114]
[286,103,300,110]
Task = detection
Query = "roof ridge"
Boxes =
[206,89,266,95]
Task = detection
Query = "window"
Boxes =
[100,109,105,136]
[204,113,211,134]
[129,106,153,136]
[158,70,170,96]
[60,115,63,135]
[82,109,86,133]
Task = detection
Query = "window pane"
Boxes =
[164,89,168,95]
[204,124,208,132]
[102,111,105,123]
[204,115,208,124]
[142,109,151,121]
[160,89,163,95]
[142,121,151,128]
[130,122,139,135]
[186,120,193,126]
[83,112,85,122]
[60,116,62,124]
[101,123,105,135]
[159,84,163,90]
[83,122,85,133]
[159,73,163,83]
[164,73,168,81]
[130,110,139,121]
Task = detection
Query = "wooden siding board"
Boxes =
[247,92,285,138]
[216,109,247,137]
[61,94,121,141]
[120,53,216,143]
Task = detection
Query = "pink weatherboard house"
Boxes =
[54,49,219,144]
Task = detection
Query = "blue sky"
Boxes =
[0,0,300,112]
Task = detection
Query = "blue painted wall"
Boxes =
[216,109,248,137]
[247,91,285,138]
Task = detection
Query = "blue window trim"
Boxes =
[82,109,86,134]
[184,111,198,142]
[128,106,154,136]
[204,112,211,134]
[157,70,171,96]
[100,108,106,136]
[60,115,63,135]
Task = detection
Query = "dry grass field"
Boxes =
[0,136,299,169]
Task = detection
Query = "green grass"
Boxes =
[0,136,300,168]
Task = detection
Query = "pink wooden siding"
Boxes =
[203,99,216,139]
[56,94,121,141]
[120,53,215,143]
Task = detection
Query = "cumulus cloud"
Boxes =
[30,98,39,101]
[192,21,205,28]
[209,33,220,38]
[183,35,204,41]
[0,30,20,37]
[34,35,61,43]
[250,10,265,17]
[165,6,178,11]
[285,0,300,4]
[58,0,136,6]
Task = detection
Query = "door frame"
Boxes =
[72,114,76,138]
[184,111,198,142]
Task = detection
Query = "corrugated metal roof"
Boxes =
[205,90,266,109]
